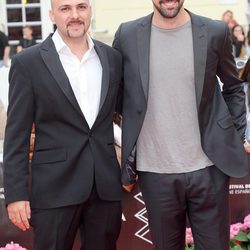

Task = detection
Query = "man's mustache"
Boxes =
[67,20,85,27]
[159,0,179,3]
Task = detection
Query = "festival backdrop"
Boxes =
[1,161,250,250]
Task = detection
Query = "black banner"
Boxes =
[1,162,250,249]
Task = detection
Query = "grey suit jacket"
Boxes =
[113,11,249,185]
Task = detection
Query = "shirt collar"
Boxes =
[52,29,95,55]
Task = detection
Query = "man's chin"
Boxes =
[67,31,86,39]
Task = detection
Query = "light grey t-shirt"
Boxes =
[137,21,213,174]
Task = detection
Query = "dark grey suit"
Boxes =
[4,35,122,250]
[113,11,249,250]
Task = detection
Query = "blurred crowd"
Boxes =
[222,10,250,59]
[0,26,36,149]
[0,25,36,68]
[221,10,250,147]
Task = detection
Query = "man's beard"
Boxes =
[153,0,184,19]
[66,20,86,38]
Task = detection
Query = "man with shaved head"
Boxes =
[3,0,122,249]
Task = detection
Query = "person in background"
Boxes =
[221,10,238,30]
[231,24,246,58]
[0,99,6,140]
[113,113,135,192]
[16,26,36,53]
[3,0,122,249]
[0,30,10,67]
[113,0,250,249]
[240,58,250,153]
[245,26,250,58]
[113,113,122,166]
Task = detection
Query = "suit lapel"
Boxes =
[93,40,110,111]
[40,36,87,122]
[189,11,208,111]
[137,14,153,101]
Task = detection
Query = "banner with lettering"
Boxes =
[0,161,250,250]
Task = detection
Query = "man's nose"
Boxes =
[70,8,80,18]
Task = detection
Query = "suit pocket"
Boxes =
[217,115,234,129]
[32,148,67,164]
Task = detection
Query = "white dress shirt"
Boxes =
[113,123,122,147]
[52,30,102,128]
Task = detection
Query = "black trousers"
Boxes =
[30,186,122,250]
[139,166,230,250]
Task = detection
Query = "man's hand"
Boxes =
[245,145,250,154]
[7,201,31,231]
[244,139,250,154]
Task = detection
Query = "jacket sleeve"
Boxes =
[3,56,34,205]
[217,24,246,140]
[113,24,124,116]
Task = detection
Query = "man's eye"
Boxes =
[60,7,70,12]
[78,5,87,10]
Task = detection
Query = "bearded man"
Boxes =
[113,0,250,249]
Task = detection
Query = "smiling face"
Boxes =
[233,25,243,37]
[152,0,185,19]
[49,0,92,41]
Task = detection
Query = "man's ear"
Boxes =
[49,10,55,24]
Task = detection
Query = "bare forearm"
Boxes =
[3,46,10,66]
